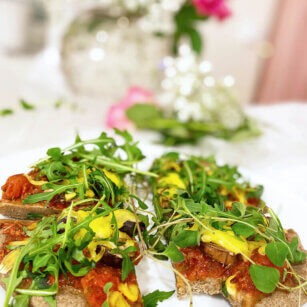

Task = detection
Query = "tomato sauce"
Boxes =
[81,264,137,307]
[175,245,293,303]
[48,272,83,290]
[174,246,226,281]
[1,174,42,201]
[1,173,71,209]
[0,222,28,261]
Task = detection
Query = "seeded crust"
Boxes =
[0,200,60,219]
[29,287,89,307]
[175,229,307,306]
[176,275,222,298]
[0,199,94,220]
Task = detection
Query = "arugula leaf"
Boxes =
[32,253,52,272]
[20,99,35,110]
[13,295,30,307]
[111,246,138,281]
[142,290,175,307]
[173,230,200,248]
[249,264,280,293]
[265,242,288,267]
[23,183,82,205]
[47,147,62,161]
[162,242,184,263]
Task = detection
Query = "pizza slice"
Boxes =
[0,131,150,219]
[150,153,307,306]
[0,207,145,307]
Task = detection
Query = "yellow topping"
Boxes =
[201,227,267,257]
[158,173,185,189]
[0,250,20,274]
[103,169,122,187]
[24,174,48,186]
[109,291,130,307]
[118,283,139,302]
[7,239,29,246]
[225,275,237,299]
[202,227,249,256]
[234,188,248,206]
[65,192,77,201]
[85,189,95,198]
[68,209,137,262]
[162,161,181,172]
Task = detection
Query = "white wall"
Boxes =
[200,0,278,104]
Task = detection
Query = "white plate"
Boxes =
[0,141,306,307]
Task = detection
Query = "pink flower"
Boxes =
[192,0,232,20]
[106,86,153,130]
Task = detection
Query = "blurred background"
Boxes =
[0,0,306,155]
[0,0,306,105]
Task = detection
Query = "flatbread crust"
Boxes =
[0,200,60,219]
[175,229,307,306]
[29,287,88,307]
[176,276,222,298]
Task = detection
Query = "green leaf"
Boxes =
[246,185,264,199]
[20,99,35,110]
[249,264,280,293]
[232,222,255,237]
[102,282,113,307]
[13,295,30,307]
[32,253,52,272]
[287,237,306,264]
[23,183,82,205]
[142,290,175,307]
[126,104,162,128]
[222,281,228,298]
[185,27,202,54]
[230,202,246,217]
[265,242,288,267]
[162,242,184,263]
[130,194,148,210]
[47,147,62,161]
[0,109,13,116]
[173,230,200,248]
[26,212,44,220]
[184,199,207,213]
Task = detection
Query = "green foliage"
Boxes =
[0,109,13,116]
[249,264,280,293]
[265,242,289,267]
[162,242,184,263]
[22,130,155,206]
[148,153,305,296]
[173,3,208,54]
[126,104,261,145]
[142,290,175,307]
[20,99,35,110]
[232,222,255,237]
[172,230,200,248]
